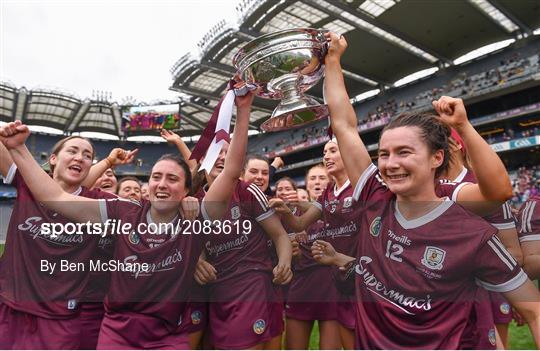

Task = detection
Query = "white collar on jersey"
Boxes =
[72,187,82,196]
[394,198,453,229]
[146,211,180,235]
[453,167,468,183]
[333,179,351,197]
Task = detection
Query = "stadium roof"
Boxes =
[171,0,540,129]
[2,0,538,138]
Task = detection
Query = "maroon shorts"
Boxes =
[337,299,355,330]
[79,302,105,350]
[0,302,82,349]
[460,291,496,350]
[182,302,208,334]
[270,287,285,337]
[181,283,208,334]
[97,310,189,349]
[285,266,338,321]
[489,291,512,324]
[208,271,282,349]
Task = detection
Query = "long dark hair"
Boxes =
[154,154,192,194]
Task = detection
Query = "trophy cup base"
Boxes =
[260,102,329,132]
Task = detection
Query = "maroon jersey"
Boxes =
[316,180,362,257]
[294,219,326,272]
[98,198,202,330]
[201,181,274,284]
[517,195,540,243]
[0,165,113,318]
[439,167,514,349]
[349,164,526,349]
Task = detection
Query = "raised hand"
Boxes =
[272,261,292,285]
[432,96,470,131]
[271,157,284,169]
[324,31,348,61]
[180,196,200,220]
[0,121,30,149]
[232,75,258,111]
[107,148,138,167]
[160,129,181,144]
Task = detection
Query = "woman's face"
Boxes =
[140,183,149,200]
[148,160,187,214]
[207,142,229,181]
[378,126,443,199]
[50,138,94,186]
[306,167,329,201]
[243,159,270,192]
[118,180,142,202]
[275,180,295,200]
[323,141,345,176]
[93,168,118,193]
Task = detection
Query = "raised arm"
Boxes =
[82,147,138,188]
[0,140,14,178]
[0,121,102,223]
[433,96,512,212]
[203,85,253,220]
[324,32,372,189]
[161,129,198,171]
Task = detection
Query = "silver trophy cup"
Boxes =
[233,28,329,131]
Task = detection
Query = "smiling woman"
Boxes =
[0,121,203,349]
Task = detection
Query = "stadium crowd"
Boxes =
[259,50,539,154]
[0,32,538,351]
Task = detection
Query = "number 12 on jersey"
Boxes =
[385,240,403,262]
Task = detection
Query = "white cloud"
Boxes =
[1,0,237,102]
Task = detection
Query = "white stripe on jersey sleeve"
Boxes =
[476,269,528,293]
[491,222,516,230]
[247,184,269,212]
[352,163,378,202]
[519,234,540,242]
[2,163,17,184]
[487,238,516,270]
[98,199,109,223]
[492,236,518,266]
[520,201,534,233]
[312,201,323,211]
[503,202,512,220]
[256,208,276,222]
[525,201,536,233]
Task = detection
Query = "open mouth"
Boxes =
[154,192,170,200]
[68,165,82,174]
